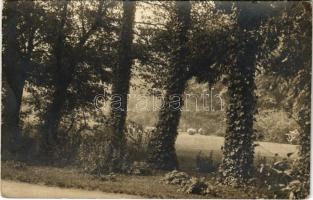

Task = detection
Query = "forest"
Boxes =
[1,1,311,199]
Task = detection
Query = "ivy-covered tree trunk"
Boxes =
[294,68,311,198]
[2,1,25,153]
[147,1,191,170]
[220,33,257,185]
[295,6,311,196]
[220,3,261,184]
[297,104,310,197]
[108,0,136,172]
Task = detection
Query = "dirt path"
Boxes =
[1,180,142,198]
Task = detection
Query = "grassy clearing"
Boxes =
[176,133,297,157]
[176,133,298,158]
[176,133,297,171]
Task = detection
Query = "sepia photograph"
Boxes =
[1,1,311,199]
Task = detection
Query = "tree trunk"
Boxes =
[108,0,136,172]
[40,68,74,154]
[147,1,191,170]
[2,1,25,153]
[295,77,311,197]
[219,2,264,186]
[146,82,188,170]
[295,6,311,195]
[2,79,24,153]
[39,1,106,156]
[40,1,69,156]
[220,27,258,187]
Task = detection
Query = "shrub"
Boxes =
[281,180,305,199]
[254,156,304,198]
[282,156,310,199]
[161,170,218,196]
[77,129,131,175]
[179,177,209,195]
[195,151,216,173]
[125,120,153,161]
[255,110,298,144]
[77,120,151,175]
[39,110,95,164]
[160,170,191,186]
[128,161,152,175]
[53,128,84,164]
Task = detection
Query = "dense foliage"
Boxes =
[259,2,311,198]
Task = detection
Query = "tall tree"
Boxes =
[2,0,21,152]
[39,1,69,155]
[2,0,43,153]
[39,1,114,155]
[136,2,233,170]
[220,2,265,185]
[259,2,311,197]
[108,0,136,172]
[147,1,191,170]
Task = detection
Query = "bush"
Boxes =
[282,156,310,199]
[179,177,210,195]
[128,161,152,175]
[253,155,306,198]
[77,120,151,175]
[256,159,292,189]
[160,170,191,186]
[53,128,84,164]
[255,110,298,144]
[195,151,216,173]
[77,128,131,175]
[161,170,218,196]
[125,120,153,161]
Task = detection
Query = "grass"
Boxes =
[176,133,297,171]
[1,160,275,199]
[1,133,296,198]
[176,133,298,158]
[1,160,205,199]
